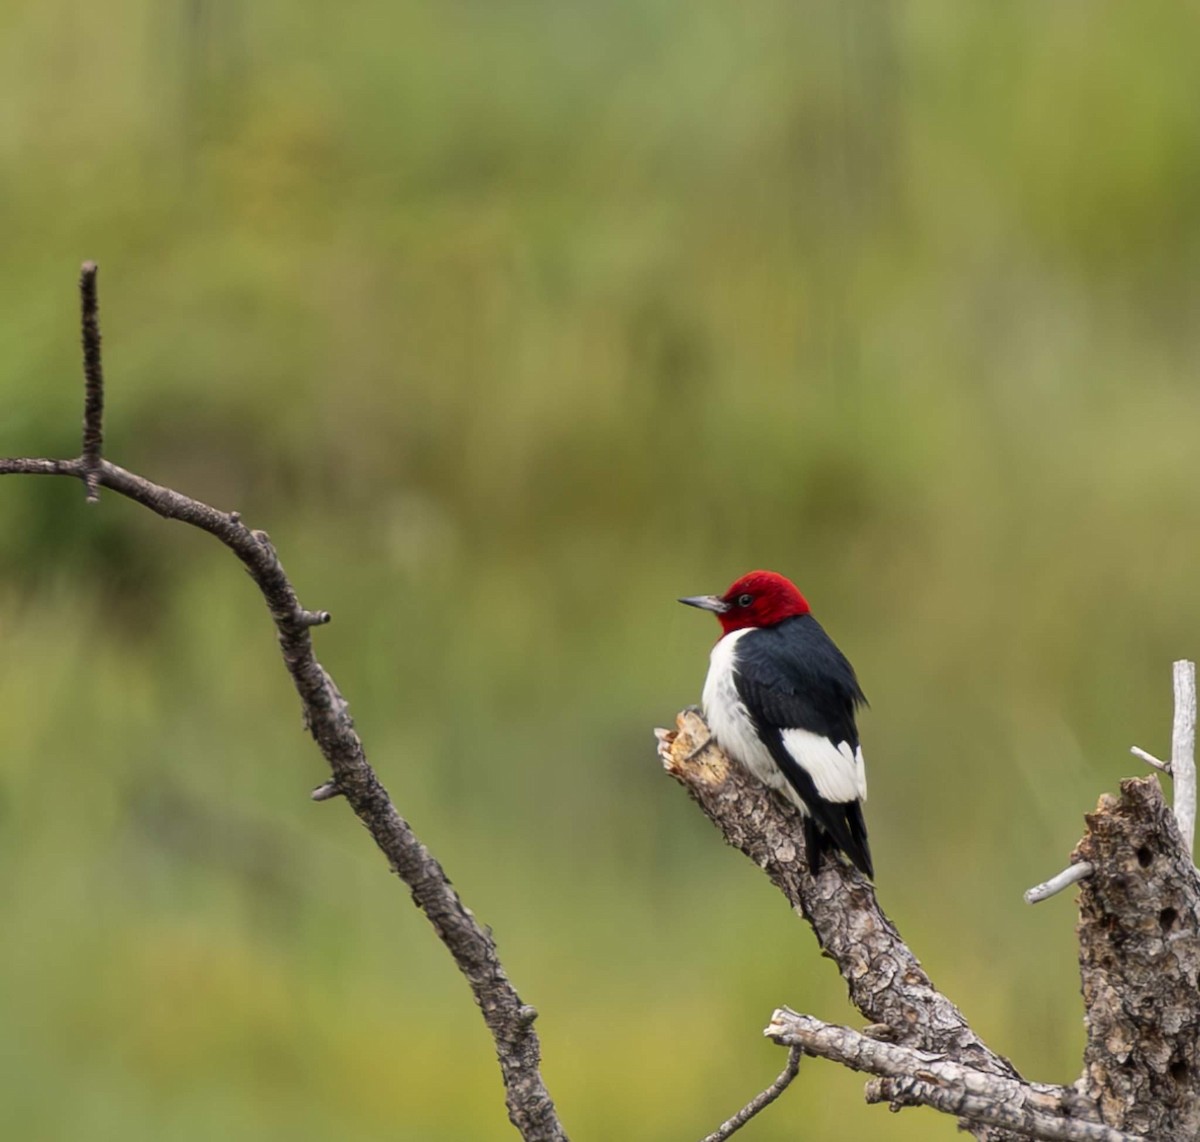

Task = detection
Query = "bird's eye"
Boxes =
[737,593,754,608]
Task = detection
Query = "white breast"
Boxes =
[701,629,806,812]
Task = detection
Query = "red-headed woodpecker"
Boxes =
[681,570,873,878]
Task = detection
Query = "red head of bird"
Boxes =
[679,569,811,635]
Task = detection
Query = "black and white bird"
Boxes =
[680,569,873,878]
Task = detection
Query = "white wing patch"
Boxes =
[779,729,867,804]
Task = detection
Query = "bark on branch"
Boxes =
[1073,777,1200,1139]
[766,1010,1139,1142]
[0,265,566,1142]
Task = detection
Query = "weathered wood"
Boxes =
[1074,777,1200,1140]
[767,1010,1138,1142]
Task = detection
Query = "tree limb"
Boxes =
[766,1011,1139,1142]
[657,709,1026,1142]
[666,664,1200,1140]
[0,265,567,1142]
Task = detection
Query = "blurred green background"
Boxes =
[3,2,1200,1139]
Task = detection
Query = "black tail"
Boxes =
[804,802,873,879]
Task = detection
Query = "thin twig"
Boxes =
[699,1047,802,1142]
[78,261,104,502]
[0,268,567,1142]
[1024,862,1094,905]
[1171,659,1196,859]
[767,1010,1141,1142]
[1130,746,1170,774]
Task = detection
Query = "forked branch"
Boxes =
[0,266,567,1142]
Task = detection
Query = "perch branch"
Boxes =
[699,1047,802,1142]
[767,1010,1139,1142]
[658,711,1027,1142]
[0,265,567,1142]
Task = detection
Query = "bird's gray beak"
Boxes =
[679,594,730,613]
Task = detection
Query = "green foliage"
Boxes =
[3,2,1200,1137]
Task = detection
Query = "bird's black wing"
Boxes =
[733,615,873,877]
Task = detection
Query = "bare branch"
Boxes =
[1025,862,1094,905]
[0,271,567,1142]
[0,457,86,478]
[1171,659,1196,859]
[78,261,104,502]
[767,1010,1140,1142]
[658,709,1024,1142]
[699,1047,801,1142]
